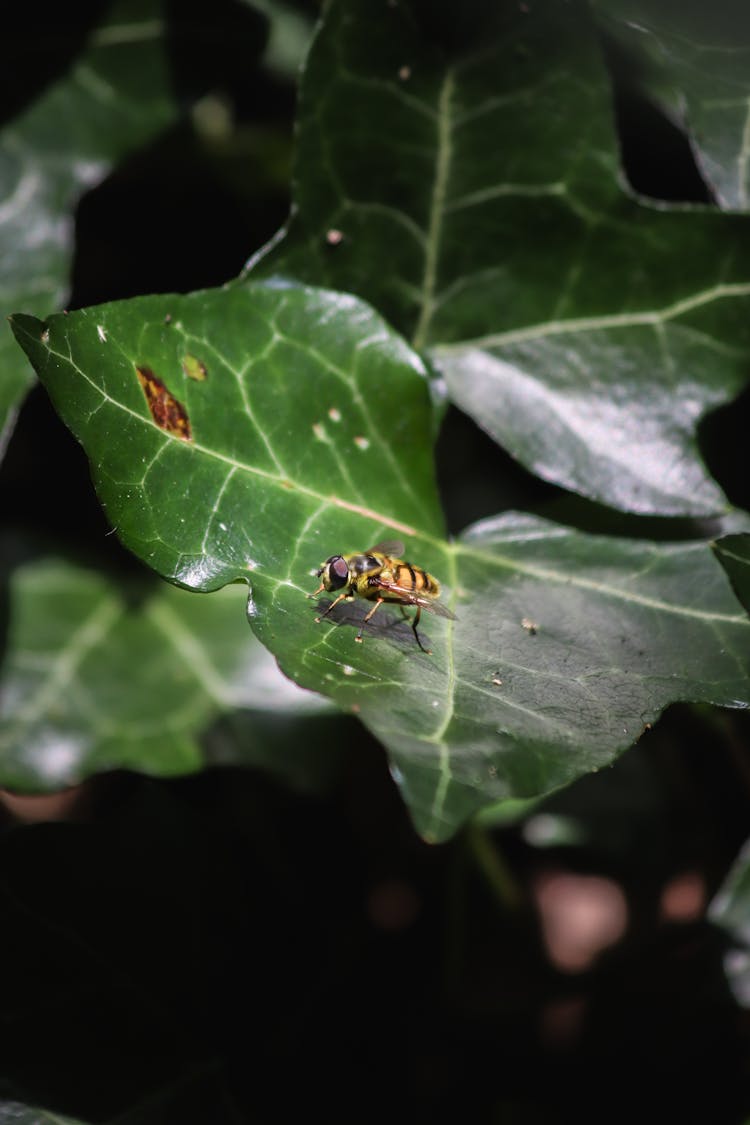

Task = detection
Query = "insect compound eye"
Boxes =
[326,555,350,591]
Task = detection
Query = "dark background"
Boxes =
[1,3,750,1122]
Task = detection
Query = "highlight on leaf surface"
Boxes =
[249,0,750,519]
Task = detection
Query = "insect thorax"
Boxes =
[351,553,381,576]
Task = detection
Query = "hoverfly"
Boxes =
[308,540,456,654]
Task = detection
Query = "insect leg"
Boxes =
[315,592,351,622]
[400,604,431,654]
[356,597,384,643]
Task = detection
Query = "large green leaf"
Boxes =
[595,0,750,209]
[248,0,750,517]
[0,555,337,795]
[0,0,175,445]
[11,282,750,840]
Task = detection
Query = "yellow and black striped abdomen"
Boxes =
[349,551,441,604]
[389,561,440,598]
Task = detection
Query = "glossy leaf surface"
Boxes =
[250,0,750,516]
[0,0,175,444]
[12,282,750,840]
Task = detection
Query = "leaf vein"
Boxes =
[412,66,455,350]
[434,282,750,353]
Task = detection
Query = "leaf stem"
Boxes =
[465,820,523,912]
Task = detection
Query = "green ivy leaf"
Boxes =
[11,282,750,840]
[249,0,750,517]
[713,534,750,617]
[595,0,750,209]
[12,283,444,586]
[0,0,175,444]
[0,555,336,795]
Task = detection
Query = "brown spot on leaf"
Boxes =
[136,365,192,441]
[182,353,208,381]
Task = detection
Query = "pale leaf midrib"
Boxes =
[30,334,424,542]
[454,542,750,626]
[426,542,460,832]
[412,67,455,352]
[0,592,123,748]
[146,599,239,707]
[433,281,750,354]
[737,93,750,209]
[20,337,745,628]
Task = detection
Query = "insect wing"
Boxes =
[367,539,405,558]
[422,597,457,621]
[367,576,457,620]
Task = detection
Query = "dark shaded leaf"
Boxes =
[595,0,750,209]
[0,0,176,444]
[710,836,750,1007]
[713,533,750,616]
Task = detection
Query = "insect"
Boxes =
[308,540,456,654]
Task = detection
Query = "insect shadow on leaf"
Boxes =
[312,595,433,654]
